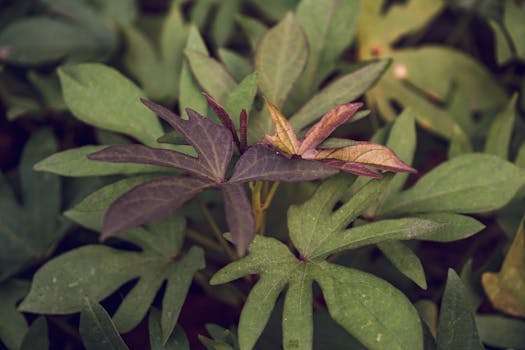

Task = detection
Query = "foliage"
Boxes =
[1,0,525,349]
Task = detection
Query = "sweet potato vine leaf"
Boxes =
[19,214,204,344]
[263,99,416,178]
[211,175,485,350]
[89,99,336,254]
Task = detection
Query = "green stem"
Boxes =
[198,197,237,260]
[185,228,224,254]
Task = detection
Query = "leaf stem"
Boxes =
[197,197,237,260]
[185,228,224,254]
[251,181,281,235]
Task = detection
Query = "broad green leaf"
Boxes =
[179,26,208,116]
[294,0,360,104]
[27,70,66,110]
[484,94,517,158]
[311,262,422,350]
[211,235,423,350]
[364,108,417,217]
[219,48,253,81]
[149,308,189,350]
[234,15,267,51]
[436,270,483,350]
[199,324,238,350]
[211,0,240,47]
[80,298,128,350]
[289,59,390,132]
[482,215,525,317]
[19,215,205,340]
[249,0,298,21]
[415,300,438,338]
[0,14,115,65]
[476,315,525,349]
[90,0,137,24]
[0,280,29,350]
[382,154,525,216]
[34,145,173,177]
[58,63,164,146]
[185,50,237,105]
[0,130,66,281]
[255,12,308,108]
[19,317,49,350]
[225,73,258,127]
[189,0,214,30]
[377,241,427,289]
[64,176,154,231]
[491,0,525,63]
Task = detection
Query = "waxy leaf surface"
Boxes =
[80,298,128,350]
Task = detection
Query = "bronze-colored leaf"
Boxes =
[264,98,300,156]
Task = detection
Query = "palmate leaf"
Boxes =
[19,214,204,343]
[211,175,485,350]
[91,99,341,253]
[263,98,416,178]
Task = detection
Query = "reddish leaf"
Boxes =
[229,144,338,183]
[264,98,300,156]
[141,99,232,181]
[88,144,216,181]
[298,102,363,154]
[204,93,241,152]
[240,109,248,153]
[304,142,417,174]
[101,176,213,240]
[318,159,383,178]
[221,183,255,255]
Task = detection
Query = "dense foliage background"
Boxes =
[1,0,524,349]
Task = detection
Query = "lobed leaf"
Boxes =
[221,183,255,255]
[377,241,427,289]
[142,100,233,181]
[101,176,213,239]
[264,98,300,155]
[88,144,214,181]
[149,308,189,350]
[229,144,338,183]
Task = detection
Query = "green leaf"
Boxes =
[211,0,240,47]
[377,241,427,289]
[199,324,238,350]
[19,317,49,350]
[484,94,517,158]
[436,269,483,350]
[382,154,525,215]
[59,63,164,146]
[0,280,29,350]
[476,315,525,349]
[179,26,209,116]
[219,49,253,81]
[80,298,128,350]
[90,0,137,24]
[19,214,205,340]
[64,176,155,231]
[254,12,308,108]
[185,50,237,105]
[365,108,417,217]
[211,235,423,350]
[0,130,66,281]
[491,0,525,63]
[294,0,360,102]
[482,215,525,317]
[149,308,189,350]
[289,59,390,132]
[311,262,422,350]
[0,11,116,65]
[225,73,258,127]
[234,15,267,51]
[35,145,173,177]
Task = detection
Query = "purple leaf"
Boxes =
[221,183,255,255]
[88,144,217,181]
[204,94,241,152]
[229,144,339,183]
[240,109,248,153]
[141,99,233,181]
[101,176,214,240]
